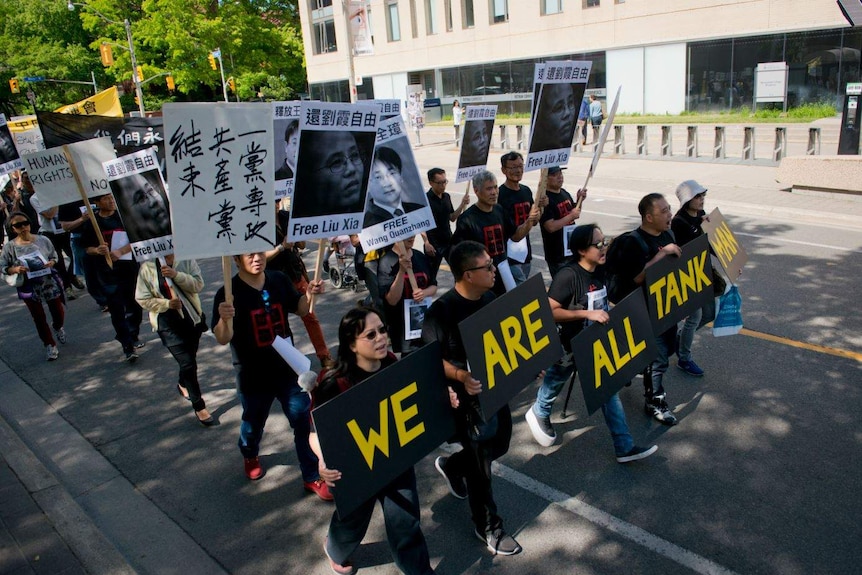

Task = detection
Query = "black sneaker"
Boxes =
[434,456,467,499]
[124,350,139,363]
[616,444,658,463]
[645,401,677,426]
[133,340,146,349]
[474,527,522,556]
[525,407,556,447]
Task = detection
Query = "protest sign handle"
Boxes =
[308,238,326,314]
[158,256,184,319]
[221,256,233,330]
[534,168,548,206]
[392,241,419,292]
[64,145,113,270]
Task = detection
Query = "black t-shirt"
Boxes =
[451,204,513,295]
[270,209,307,284]
[425,189,454,249]
[671,209,705,248]
[612,228,675,303]
[548,263,607,351]
[211,270,301,393]
[498,183,533,263]
[540,188,576,265]
[377,248,436,352]
[313,353,398,411]
[80,211,138,285]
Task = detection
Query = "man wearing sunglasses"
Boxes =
[422,240,522,557]
[212,251,333,502]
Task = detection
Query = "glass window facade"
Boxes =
[688,28,862,112]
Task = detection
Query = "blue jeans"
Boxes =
[237,382,319,482]
[678,307,702,362]
[646,328,677,401]
[533,356,634,455]
[509,261,531,286]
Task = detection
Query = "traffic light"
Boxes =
[9,78,19,94]
[228,77,236,92]
[208,52,217,70]
[100,43,114,66]
[136,66,143,82]
[166,75,175,92]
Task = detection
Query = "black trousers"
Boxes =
[43,232,75,285]
[158,311,205,411]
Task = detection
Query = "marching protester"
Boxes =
[605,193,681,426]
[377,235,437,356]
[672,180,720,377]
[423,167,469,282]
[422,240,522,556]
[539,166,587,278]
[135,255,214,426]
[1,211,66,361]
[80,193,144,362]
[311,306,436,575]
[525,224,658,462]
[211,251,332,499]
[451,170,539,296]
[497,152,547,285]
[29,192,81,300]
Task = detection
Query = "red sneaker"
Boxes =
[305,478,334,501]
[244,457,264,480]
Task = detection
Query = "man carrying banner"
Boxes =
[422,240,522,556]
[526,224,657,462]
[605,193,681,426]
[424,168,468,281]
[540,167,586,278]
[212,251,333,499]
[81,193,144,362]
[498,152,546,285]
[451,170,538,296]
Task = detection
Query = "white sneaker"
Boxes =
[54,327,66,344]
[46,345,59,361]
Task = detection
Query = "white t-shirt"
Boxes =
[453,105,462,126]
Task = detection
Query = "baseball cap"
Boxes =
[547,166,567,175]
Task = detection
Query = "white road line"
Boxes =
[732,231,858,252]
[493,463,742,575]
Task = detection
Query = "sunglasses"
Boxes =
[590,239,610,249]
[358,325,388,341]
[465,261,495,273]
[11,221,30,229]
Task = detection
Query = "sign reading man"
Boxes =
[701,208,747,282]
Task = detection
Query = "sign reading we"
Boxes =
[644,234,714,335]
[312,343,454,518]
[701,208,747,282]
[459,274,561,417]
[571,291,657,415]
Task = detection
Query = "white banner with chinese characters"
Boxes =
[358,115,434,252]
[288,101,379,242]
[104,148,173,262]
[455,105,497,183]
[162,102,275,261]
[370,99,401,120]
[21,137,116,205]
[526,61,591,172]
[272,101,301,200]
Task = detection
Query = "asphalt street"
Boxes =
[1,126,861,574]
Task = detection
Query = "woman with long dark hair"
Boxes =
[310,306,435,575]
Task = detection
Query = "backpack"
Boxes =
[604,227,675,304]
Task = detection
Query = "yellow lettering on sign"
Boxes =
[483,299,551,389]
[694,250,712,290]
[500,315,532,371]
[483,330,512,390]
[523,299,550,353]
[648,250,712,319]
[593,339,616,390]
[391,382,425,447]
[593,317,648,389]
[347,399,390,470]
[712,222,739,271]
[648,276,667,318]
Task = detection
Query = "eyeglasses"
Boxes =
[315,150,364,175]
[465,261,495,273]
[11,221,30,229]
[261,289,272,314]
[432,179,448,185]
[590,239,610,249]
[358,325,388,341]
[504,164,524,172]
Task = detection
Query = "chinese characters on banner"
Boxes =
[104,148,173,261]
[370,99,401,120]
[21,137,117,206]
[5,116,45,156]
[455,105,497,183]
[162,103,275,261]
[358,115,434,252]
[526,60,592,172]
[288,101,379,242]
[272,101,300,200]
[0,114,23,176]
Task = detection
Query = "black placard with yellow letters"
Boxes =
[701,208,747,282]
[459,274,562,417]
[644,234,713,335]
[571,291,658,415]
[312,342,455,518]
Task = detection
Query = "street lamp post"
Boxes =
[67,1,146,116]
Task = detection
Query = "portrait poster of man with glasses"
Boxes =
[0,115,23,177]
[289,101,379,242]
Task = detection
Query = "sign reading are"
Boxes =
[701,208,747,282]
[459,274,561,417]
[571,291,657,415]
[644,234,714,335]
[312,343,454,518]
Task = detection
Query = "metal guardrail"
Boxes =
[614,125,625,155]
[686,126,698,158]
[742,126,755,161]
[637,125,648,156]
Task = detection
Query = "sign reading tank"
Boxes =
[364,217,432,248]
[24,151,108,191]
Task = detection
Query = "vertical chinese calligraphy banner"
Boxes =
[526,61,591,173]
[455,105,497,183]
[162,103,275,261]
[272,101,300,200]
[21,137,117,206]
[358,114,434,252]
[104,148,173,261]
[288,101,379,242]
